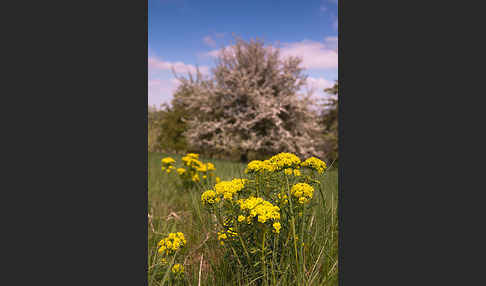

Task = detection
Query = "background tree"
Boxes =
[147,103,189,154]
[173,37,324,161]
[321,81,338,162]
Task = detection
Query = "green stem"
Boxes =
[285,174,301,286]
[262,229,267,286]
[300,204,306,284]
[271,233,277,285]
[238,235,252,266]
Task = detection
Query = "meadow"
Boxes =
[148,152,338,286]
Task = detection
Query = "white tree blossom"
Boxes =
[173,38,324,160]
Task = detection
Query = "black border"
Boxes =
[21,0,452,284]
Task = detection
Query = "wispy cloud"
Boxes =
[203,36,217,47]
[148,57,209,75]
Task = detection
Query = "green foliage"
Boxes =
[148,103,189,154]
[321,82,339,163]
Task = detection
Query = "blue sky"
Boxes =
[149,0,338,107]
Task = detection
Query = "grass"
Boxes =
[148,152,338,286]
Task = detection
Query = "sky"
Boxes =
[148,0,338,108]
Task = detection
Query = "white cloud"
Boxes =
[324,36,338,50]
[280,40,338,70]
[148,77,180,106]
[205,39,338,70]
[148,57,209,75]
[307,77,334,91]
[203,36,216,47]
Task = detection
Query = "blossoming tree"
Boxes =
[173,37,324,161]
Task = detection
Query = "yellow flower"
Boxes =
[215,177,221,183]
[171,264,184,274]
[201,190,219,205]
[218,233,227,240]
[268,153,301,171]
[238,215,246,222]
[161,157,176,165]
[238,197,280,223]
[192,174,200,182]
[177,168,186,175]
[214,178,246,201]
[278,193,289,205]
[157,232,186,255]
[196,164,208,172]
[298,197,307,204]
[273,222,281,233]
[203,175,207,179]
[207,162,216,171]
[245,160,277,173]
[186,153,199,159]
[301,157,327,174]
[293,169,301,176]
[290,183,314,203]
[284,168,293,175]
[158,245,166,254]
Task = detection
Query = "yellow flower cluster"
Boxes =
[171,263,184,274]
[214,178,246,200]
[176,153,217,183]
[284,168,301,176]
[277,193,289,205]
[201,190,221,205]
[245,159,276,174]
[245,153,303,174]
[238,197,281,223]
[290,183,314,204]
[217,227,238,245]
[196,162,215,172]
[161,157,177,173]
[162,165,176,173]
[301,157,327,174]
[161,157,176,165]
[181,153,203,168]
[157,232,186,255]
[268,153,301,171]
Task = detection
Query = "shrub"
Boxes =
[148,104,189,154]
